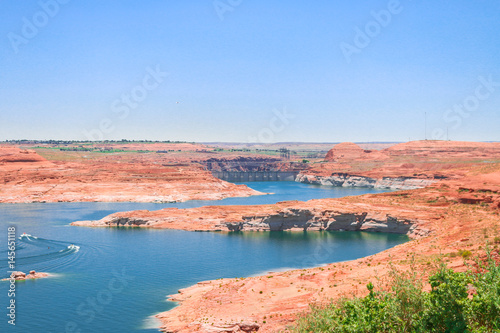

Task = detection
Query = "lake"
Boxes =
[0,182,406,332]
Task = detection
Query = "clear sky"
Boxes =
[1,0,499,142]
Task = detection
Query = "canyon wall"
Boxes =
[154,166,500,333]
[223,209,424,237]
[296,173,437,190]
[202,157,307,181]
[295,140,500,190]
[0,147,263,203]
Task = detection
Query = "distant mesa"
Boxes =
[324,142,371,162]
[0,147,49,164]
[306,140,500,183]
[324,140,500,162]
[385,140,500,155]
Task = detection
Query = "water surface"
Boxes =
[0,182,405,333]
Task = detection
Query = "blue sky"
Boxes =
[1,0,499,142]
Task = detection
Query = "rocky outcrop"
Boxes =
[301,141,500,182]
[0,147,50,165]
[3,270,49,281]
[72,199,431,239]
[324,142,370,162]
[189,322,259,333]
[223,209,424,236]
[296,173,436,190]
[0,147,263,203]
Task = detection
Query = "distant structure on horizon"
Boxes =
[279,148,291,159]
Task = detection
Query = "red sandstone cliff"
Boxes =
[301,140,500,180]
[0,147,262,203]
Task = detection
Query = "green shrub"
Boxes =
[423,266,470,332]
[465,255,500,331]
[292,275,426,332]
[292,283,404,332]
[291,253,500,333]
[458,249,473,259]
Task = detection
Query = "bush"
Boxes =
[291,253,500,332]
[458,249,473,259]
[465,256,500,331]
[292,284,404,332]
[292,276,426,332]
[423,267,470,332]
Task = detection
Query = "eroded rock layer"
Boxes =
[71,200,429,238]
[0,147,262,203]
[296,173,436,190]
[296,140,500,189]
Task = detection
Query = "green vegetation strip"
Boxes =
[292,252,500,333]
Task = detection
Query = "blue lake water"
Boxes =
[0,182,406,333]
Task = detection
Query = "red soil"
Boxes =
[306,140,500,179]
[0,146,261,203]
[324,142,386,162]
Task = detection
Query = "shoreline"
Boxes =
[150,168,499,332]
[5,143,500,332]
[295,173,438,190]
[0,185,265,204]
[0,146,266,204]
[0,189,267,205]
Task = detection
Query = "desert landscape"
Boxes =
[3,2,499,332]
[0,143,263,203]
[2,139,499,332]
[153,164,500,332]
[66,140,500,332]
